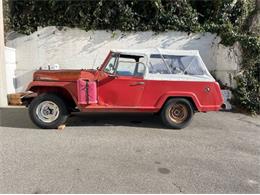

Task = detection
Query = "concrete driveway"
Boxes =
[0,107,259,193]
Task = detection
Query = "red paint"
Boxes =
[26,51,224,113]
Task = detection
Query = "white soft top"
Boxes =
[111,48,200,56]
[111,48,215,82]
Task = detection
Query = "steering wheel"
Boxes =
[108,63,115,73]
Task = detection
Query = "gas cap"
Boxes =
[205,87,210,93]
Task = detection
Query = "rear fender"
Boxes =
[155,92,202,111]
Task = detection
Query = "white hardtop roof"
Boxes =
[111,48,200,56]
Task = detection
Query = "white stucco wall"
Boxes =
[6,26,242,92]
[4,47,16,94]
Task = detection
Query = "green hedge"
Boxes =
[6,0,260,114]
[9,0,201,33]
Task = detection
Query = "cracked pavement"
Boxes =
[0,107,259,193]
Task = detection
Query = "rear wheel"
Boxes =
[161,98,193,129]
[29,94,69,129]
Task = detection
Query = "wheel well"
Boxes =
[25,86,77,111]
[160,96,198,113]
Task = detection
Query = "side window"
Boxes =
[148,54,204,75]
[148,55,171,74]
[104,56,117,74]
[116,58,136,76]
[136,63,145,77]
[182,57,204,75]
[116,56,146,77]
[165,55,186,74]
[165,56,204,75]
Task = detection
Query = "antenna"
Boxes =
[92,53,98,70]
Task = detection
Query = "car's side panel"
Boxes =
[97,76,145,106]
[140,80,223,112]
[26,79,223,113]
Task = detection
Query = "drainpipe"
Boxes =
[0,0,8,107]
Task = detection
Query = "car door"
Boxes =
[98,54,146,107]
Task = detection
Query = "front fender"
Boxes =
[26,81,78,107]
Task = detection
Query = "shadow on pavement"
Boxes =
[68,112,165,129]
[0,107,166,129]
[0,107,36,129]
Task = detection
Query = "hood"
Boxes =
[33,69,97,82]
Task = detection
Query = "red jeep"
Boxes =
[22,48,224,129]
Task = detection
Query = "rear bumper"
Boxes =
[199,104,223,112]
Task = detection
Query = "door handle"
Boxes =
[129,82,145,86]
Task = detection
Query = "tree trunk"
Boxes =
[256,0,260,10]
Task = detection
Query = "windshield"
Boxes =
[104,54,117,74]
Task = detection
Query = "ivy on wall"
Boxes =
[4,0,260,114]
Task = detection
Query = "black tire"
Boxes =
[161,98,194,129]
[28,93,69,129]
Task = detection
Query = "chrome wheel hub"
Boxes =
[36,101,60,123]
[169,104,188,124]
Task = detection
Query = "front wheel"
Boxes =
[29,94,69,129]
[161,98,194,129]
